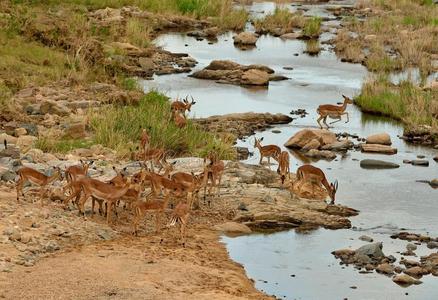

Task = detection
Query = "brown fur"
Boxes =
[316,95,354,129]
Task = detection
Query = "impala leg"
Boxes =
[329,117,342,125]
[322,116,330,129]
[259,155,263,165]
[344,112,349,123]
[39,187,47,206]
[91,197,96,217]
[155,212,161,233]
[316,115,324,129]
[16,177,24,203]
[106,201,112,224]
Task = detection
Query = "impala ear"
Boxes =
[342,94,347,99]
[260,137,264,141]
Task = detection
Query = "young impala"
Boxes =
[277,151,290,185]
[296,164,338,204]
[65,160,92,183]
[202,157,224,206]
[171,96,196,115]
[167,200,191,246]
[316,95,354,129]
[16,166,62,205]
[254,137,281,165]
[132,194,171,235]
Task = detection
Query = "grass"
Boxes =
[35,137,94,153]
[89,91,235,159]
[214,8,248,31]
[355,76,438,128]
[302,17,321,38]
[335,0,438,77]
[253,7,305,35]
[304,39,321,56]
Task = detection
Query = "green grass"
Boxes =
[302,17,321,38]
[89,91,235,159]
[253,7,305,34]
[355,77,438,128]
[35,137,94,153]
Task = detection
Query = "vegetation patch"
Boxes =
[89,91,235,159]
[253,7,305,35]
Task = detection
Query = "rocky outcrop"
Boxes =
[361,144,397,154]
[193,112,293,140]
[360,159,400,169]
[214,222,252,234]
[190,60,284,87]
[366,133,392,145]
[284,129,337,149]
[233,32,258,46]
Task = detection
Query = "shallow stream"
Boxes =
[142,2,438,299]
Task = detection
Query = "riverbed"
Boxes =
[142,2,438,299]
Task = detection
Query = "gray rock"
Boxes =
[1,170,17,182]
[0,146,20,159]
[426,241,438,249]
[355,242,385,259]
[97,229,113,241]
[359,235,374,243]
[360,159,400,169]
[406,243,417,251]
[44,240,60,252]
[322,140,354,151]
[411,160,429,167]
[3,227,21,241]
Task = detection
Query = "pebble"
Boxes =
[406,243,417,251]
[359,235,373,243]
[44,240,60,252]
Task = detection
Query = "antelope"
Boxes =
[140,126,151,151]
[295,164,338,204]
[173,110,187,128]
[316,95,354,129]
[276,151,290,185]
[132,194,171,235]
[145,170,186,198]
[16,167,62,205]
[108,166,127,187]
[203,158,224,205]
[171,171,205,208]
[143,147,166,172]
[65,160,92,183]
[167,200,191,246]
[253,137,281,165]
[76,176,132,224]
[171,96,196,115]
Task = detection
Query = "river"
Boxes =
[142,2,438,299]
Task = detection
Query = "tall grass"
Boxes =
[355,76,438,128]
[89,91,235,159]
[253,7,305,34]
[302,17,321,38]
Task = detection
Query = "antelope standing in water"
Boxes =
[296,164,338,205]
[253,137,281,165]
[316,95,354,129]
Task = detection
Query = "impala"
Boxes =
[202,157,224,205]
[76,176,132,224]
[173,110,187,128]
[132,194,170,235]
[171,96,196,115]
[276,151,290,185]
[108,166,127,187]
[316,95,354,129]
[65,160,92,183]
[140,126,151,151]
[171,171,204,208]
[254,137,281,165]
[167,200,191,246]
[143,147,166,172]
[296,164,338,204]
[16,166,62,205]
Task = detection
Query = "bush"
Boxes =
[89,91,235,159]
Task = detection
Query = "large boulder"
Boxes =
[284,129,337,149]
[366,133,392,145]
[241,69,269,86]
[361,144,397,154]
[214,222,252,234]
[40,100,71,116]
[205,60,241,71]
[302,139,321,151]
[360,159,400,169]
[233,32,258,45]
[392,274,422,286]
[355,242,385,260]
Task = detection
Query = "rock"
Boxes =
[332,249,355,257]
[284,129,337,149]
[44,240,60,252]
[233,32,258,45]
[280,32,301,39]
[366,133,392,145]
[241,69,269,86]
[40,100,71,116]
[138,57,155,71]
[0,146,20,159]
[302,139,321,151]
[392,274,422,286]
[1,170,17,182]
[269,75,289,81]
[64,121,87,139]
[376,263,394,275]
[360,159,400,169]
[16,135,38,151]
[14,128,27,137]
[406,243,417,251]
[427,241,438,249]
[404,266,429,278]
[359,235,374,243]
[361,144,397,154]
[3,227,21,241]
[205,60,241,71]
[214,222,252,234]
[322,140,354,151]
[430,179,438,187]
[434,156,438,162]
[411,160,429,167]
[355,242,385,260]
[96,229,113,241]
[304,149,336,160]
[20,233,32,244]
[235,147,250,160]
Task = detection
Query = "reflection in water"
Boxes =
[144,4,438,298]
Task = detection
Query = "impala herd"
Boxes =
[12,95,351,244]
